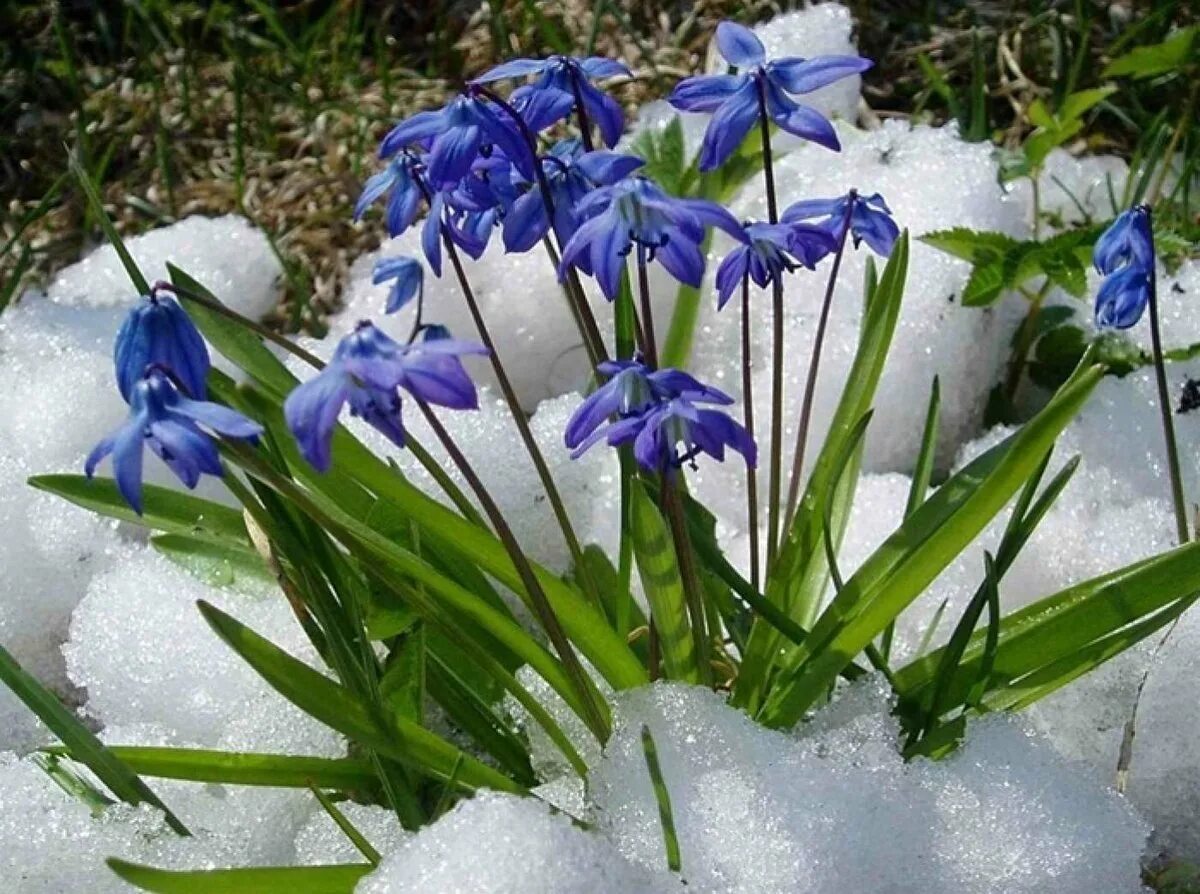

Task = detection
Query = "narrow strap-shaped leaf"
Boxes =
[0,645,189,835]
[630,482,698,682]
[107,859,370,894]
[308,785,381,865]
[29,474,249,547]
[69,149,150,293]
[641,724,681,873]
[198,600,524,795]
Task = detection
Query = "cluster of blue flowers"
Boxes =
[1093,204,1155,330]
[88,20,895,507]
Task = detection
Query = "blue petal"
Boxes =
[112,415,147,515]
[472,58,547,84]
[591,211,631,300]
[422,199,444,277]
[668,74,747,113]
[513,85,575,132]
[679,198,743,240]
[427,125,481,187]
[768,55,873,94]
[698,79,760,172]
[580,82,625,148]
[171,396,264,439]
[853,206,900,257]
[765,82,839,150]
[715,247,751,310]
[781,197,842,224]
[284,368,351,472]
[385,183,423,237]
[1094,265,1151,330]
[503,190,550,253]
[655,234,705,288]
[564,381,624,448]
[578,57,631,79]
[573,151,644,185]
[380,109,447,158]
[715,21,766,68]
[149,418,221,487]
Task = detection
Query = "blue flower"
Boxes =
[781,191,899,256]
[714,221,836,309]
[559,176,741,300]
[380,94,533,188]
[668,21,872,171]
[113,288,210,402]
[474,55,631,147]
[373,257,423,314]
[284,322,487,471]
[85,367,262,513]
[502,140,645,255]
[564,357,731,449]
[1092,205,1156,331]
[354,153,425,238]
[1094,205,1154,276]
[566,359,753,472]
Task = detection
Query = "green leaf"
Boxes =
[960,259,1010,307]
[758,360,1105,727]
[920,228,1020,264]
[1103,26,1198,79]
[29,474,249,548]
[198,600,524,794]
[51,746,378,790]
[1058,86,1118,123]
[168,264,299,400]
[151,534,272,591]
[0,645,189,835]
[630,482,699,683]
[107,859,370,894]
[734,234,910,712]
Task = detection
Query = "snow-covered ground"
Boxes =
[1,3,1198,890]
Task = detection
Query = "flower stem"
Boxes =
[740,275,761,591]
[636,245,658,367]
[440,225,606,611]
[782,192,857,532]
[754,77,784,575]
[567,69,596,152]
[417,400,611,741]
[1145,228,1190,544]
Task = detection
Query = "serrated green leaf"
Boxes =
[920,228,1020,264]
[1103,25,1198,79]
[960,259,1010,306]
[107,859,370,893]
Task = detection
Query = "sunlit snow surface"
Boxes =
[2,3,1198,888]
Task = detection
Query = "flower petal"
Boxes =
[112,415,147,515]
[697,79,760,172]
[284,368,350,472]
[472,58,547,84]
[668,74,747,113]
[715,21,766,68]
[768,55,872,94]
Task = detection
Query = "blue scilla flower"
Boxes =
[113,287,210,402]
[1092,205,1155,330]
[354,152,426,237]
[380,94,533,189]
[503,141,645,255]
[373,257,423,314]
[284,322,486,471]
[781,191,899,256]
[474,55,631,147]
[85,367,262,514]
[714,221,837,309]
[668,21,872,171]
[564,357,731,450]
[1094,205,1154,276]
[559,176,741,300]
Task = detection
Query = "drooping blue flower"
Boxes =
[113,288,210,402]
[713,221,837,309]
[284,322,487,471]
[564,357,731,449]
[380,94,533,188]
[668,21,872,171]
[1092,205,1156,330]
[473,55,631,147]
[354,152,426,238]
[781,191,899,256]
[503,141,645,255]
[85,367,262,513]
[1094,205,1154,276]
[373,257,423,314]
[559,176,741,300]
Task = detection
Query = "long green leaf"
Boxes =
[734,233,909,711]
[758,360,1104,726]
[47,746,378,790]
[630,482,698,682]
[0,645,189,834]
[108,859,370,894]
[198,600,524,794]
[29,474,248,547]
